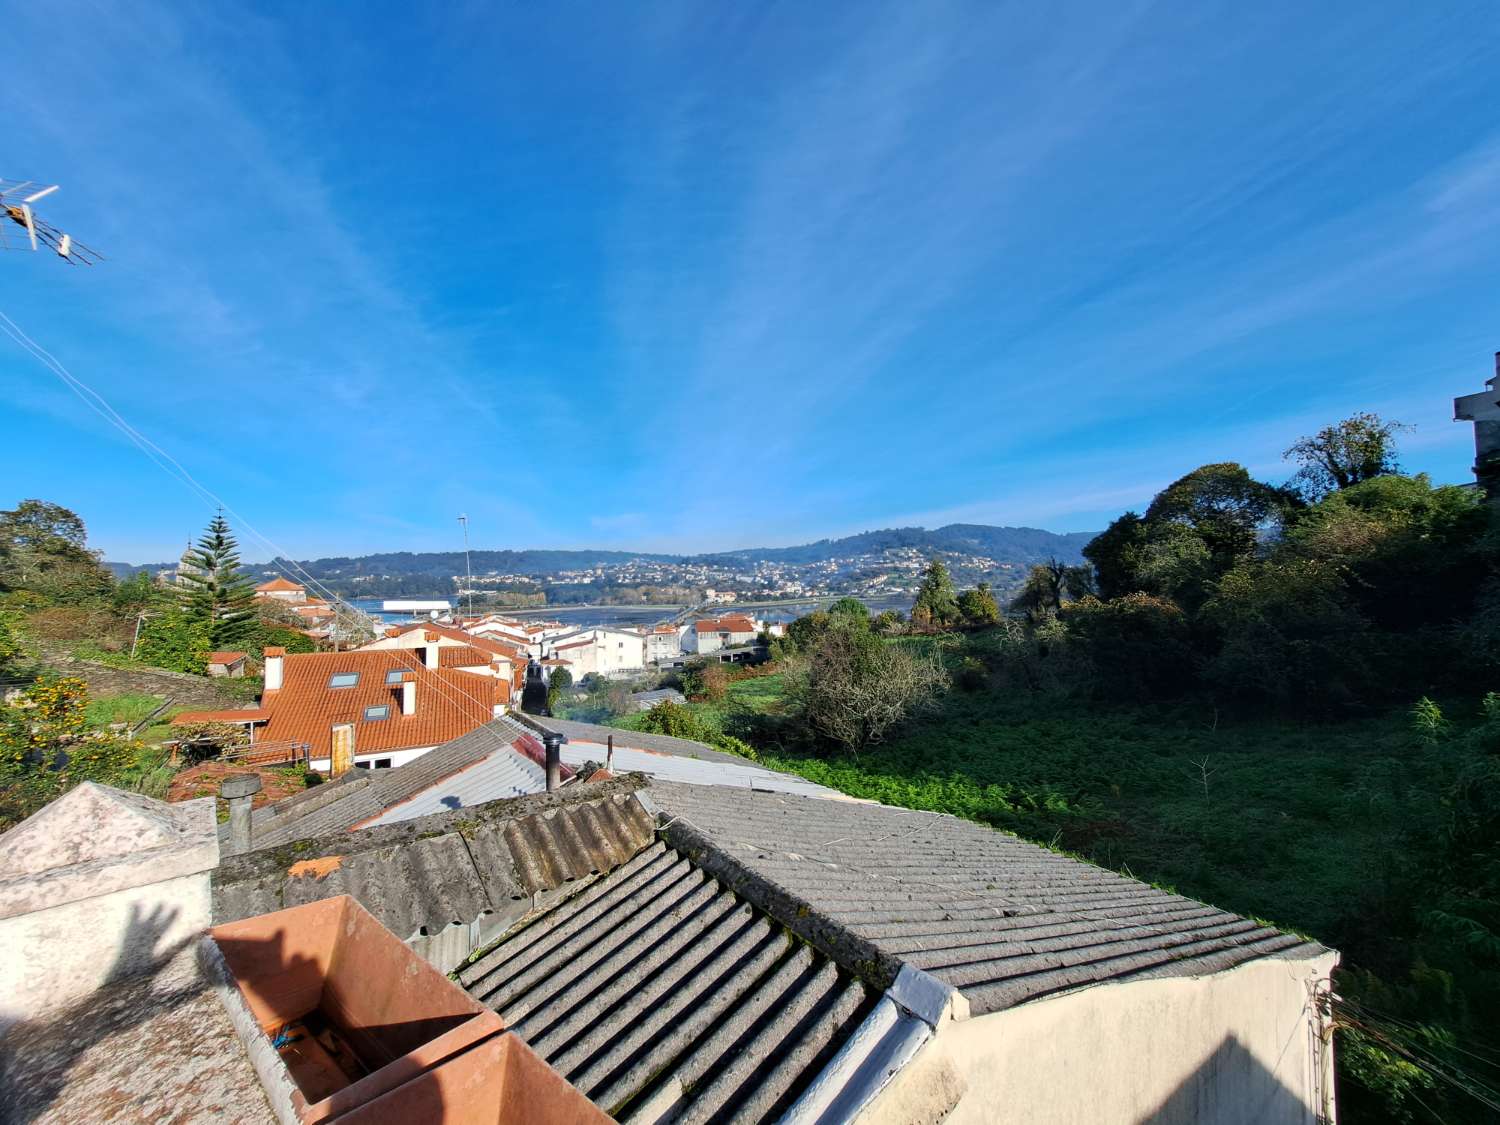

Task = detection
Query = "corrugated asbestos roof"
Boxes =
[458,840,875,1124]
[649,781,1330,1017]
[249,717,544,847]
[361,749,546,827]
[212,780,655,942]
[559,740,842,800]
[534,717,751,767]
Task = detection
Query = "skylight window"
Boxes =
[385,669,406,685]
[329,672,360,688]
[364,704,390,721]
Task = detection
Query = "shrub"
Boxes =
[1062,594,1194,700]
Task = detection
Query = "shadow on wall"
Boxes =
[1139,1034,1314,1125]
[0,902,201,1123]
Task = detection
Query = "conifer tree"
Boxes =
[911,558,959,629]
[180,512,258,647]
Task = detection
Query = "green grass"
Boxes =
[82,692,166,730]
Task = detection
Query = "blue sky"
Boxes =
[3,1,1498,563]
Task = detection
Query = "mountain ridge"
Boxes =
[106,522,1095,577]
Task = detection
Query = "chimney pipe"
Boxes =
[543,731,565,792]
[221,773,262,855]
[423,633,440,670]
[401,673,416,716]
[263,646,285,691]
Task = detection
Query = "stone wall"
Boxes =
[43,658,244,709]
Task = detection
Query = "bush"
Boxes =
[783,625,949,753]
[1062,594,1194,700]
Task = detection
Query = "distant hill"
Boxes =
[106,524,1097,595]
[698,524,1095,567]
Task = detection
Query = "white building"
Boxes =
[683,614,758,655]
[644,623,683,664]
[545,627,648,680]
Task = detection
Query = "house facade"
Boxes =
[173,646,505,773]
[683,613,758,654]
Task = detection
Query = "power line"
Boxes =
[0,306,521,726]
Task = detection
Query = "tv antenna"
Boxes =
[1,179,102,264]
[458,513,474,618]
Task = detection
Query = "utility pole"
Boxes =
[458,513,474,618]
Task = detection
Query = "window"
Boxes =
[385,669,405,685]
[329,672,360,688]
[373,758,393,769]
[364,705,390,721]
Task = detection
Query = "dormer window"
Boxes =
[329,672,360,688]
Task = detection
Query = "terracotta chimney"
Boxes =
[263,646,286,691]
[400,671,416,716]
[423,632,440,670]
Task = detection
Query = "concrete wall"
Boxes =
[0,787,220,1024]
[0,871,212,1021]
[863,952,1338,1125]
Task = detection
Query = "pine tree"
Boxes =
[911,558,959,629]
[180,513,258,648]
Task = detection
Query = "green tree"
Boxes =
[827,597,871,629]
[1144,462,1287,574]
[1009,560,1067,624]
[1285,412,1410,500]
[911,558,959,629]
[957,583,1000,626]
[1083,512,1150,600]
[0,500,113,605]
[179,514,257,648]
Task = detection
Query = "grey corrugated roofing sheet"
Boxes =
[534,716,750,766]
[648,781,1329,1017]
[212,780,655,943]
[560,741,842,800]
[535,715,844,799]
[361,748,546,827]
[458,840,875,1123]
[250,716,542,848]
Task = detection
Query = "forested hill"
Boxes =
[697,524,1096,566]
[106,523,1096,580]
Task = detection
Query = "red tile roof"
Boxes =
[382,622,525,664]
[693,615,757,634]
[438,645,500,669]
[206,652,246,665]
[255,577,304,593]
[174,650,502,759]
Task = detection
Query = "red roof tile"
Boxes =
[255,577,304,593]
[206,652,246,665]
[175,650,502,759]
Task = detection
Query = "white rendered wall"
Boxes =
[863,952,1338,1125]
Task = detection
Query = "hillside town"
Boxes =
[5,4,1499,1122]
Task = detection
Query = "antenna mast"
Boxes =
[458,514,474,618]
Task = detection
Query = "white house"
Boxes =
[545,627,648,680]
[683,614,758,655]
[644,623,683,664]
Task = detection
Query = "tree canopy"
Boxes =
[1285,412,1409,500]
